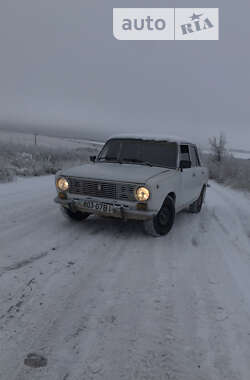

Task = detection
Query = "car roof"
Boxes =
[108,133,192,145]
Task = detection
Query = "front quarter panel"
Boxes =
[146,170,180,213]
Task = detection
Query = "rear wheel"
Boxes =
[144,196,175,237]
[61,206,90,221]
[189,186,206,213]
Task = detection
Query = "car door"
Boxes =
[189,144,202,200]
[179,144,195,206]
[194,145,208,183]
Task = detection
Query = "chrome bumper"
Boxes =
[54,196,154,221]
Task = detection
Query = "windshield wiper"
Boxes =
[98,157,123,164]
[99,157,154,166]
[122,158,153,167]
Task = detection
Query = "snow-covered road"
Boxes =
[0,176,250,380]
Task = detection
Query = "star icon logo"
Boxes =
[190,13,203,21]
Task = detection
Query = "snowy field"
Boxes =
[231,151,250,160]
[0,176,250,380]
[0,129,103,150]
[203,149,250,161]
[0,129,103,181]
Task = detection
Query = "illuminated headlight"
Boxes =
[135,186,150,201]
[56,177,69,191]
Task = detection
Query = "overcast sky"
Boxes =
[0,0,249,149]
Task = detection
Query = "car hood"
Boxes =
[61,162,173,184]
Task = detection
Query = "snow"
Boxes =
[0,129,103,151]
[203,149,250,160]
[0,176,250,380]
[0,129,103,181]
[231,151,250,160]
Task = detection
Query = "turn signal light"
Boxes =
[136,203,148,211]
[58,192,67,200]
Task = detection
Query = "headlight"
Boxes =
[56,177,69,191]
[135,186,150,201]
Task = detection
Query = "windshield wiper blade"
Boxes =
[122,158,153,167]
[99,157,124,164]
[141,161,153,167]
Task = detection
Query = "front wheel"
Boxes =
[143,196,175,237]
[60,206,90,221]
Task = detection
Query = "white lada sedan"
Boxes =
[54,134,208,236]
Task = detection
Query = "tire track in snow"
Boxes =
[0,251,50,277]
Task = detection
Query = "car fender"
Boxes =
[146,170,181,213]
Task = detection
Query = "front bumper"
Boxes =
[54,195,154,221]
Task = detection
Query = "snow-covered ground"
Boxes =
[203,149,250,160]
[230,151,250,160]
[0,176,250,380]
[0,129,103,150]
[0,129,103,181]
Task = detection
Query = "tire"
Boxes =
[60,206,90,221]
[144,196,175,237]
[189,186,206,214]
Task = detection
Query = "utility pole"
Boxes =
[34,134,38,145]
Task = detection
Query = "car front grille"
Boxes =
[66,177,137,202]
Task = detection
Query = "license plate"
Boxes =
[78,200,113,214]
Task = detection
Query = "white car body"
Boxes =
[55,134,208,227]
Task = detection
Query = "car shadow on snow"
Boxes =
[59,207,208,240]
[77,215,144,238]
[56,200,209,240]
[57,208,147,238]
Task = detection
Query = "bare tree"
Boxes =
[209,133,227,162]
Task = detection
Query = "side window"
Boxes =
[180,145,190,162]
[189,145,199,167]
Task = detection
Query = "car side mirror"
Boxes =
[180,160,191,170]
[90,155,96,163]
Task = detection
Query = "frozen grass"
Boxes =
[204,154,250,191]
[0,140,99,182]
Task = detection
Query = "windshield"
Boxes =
[98,139,177,169]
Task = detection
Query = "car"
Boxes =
[54,134,208,236]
